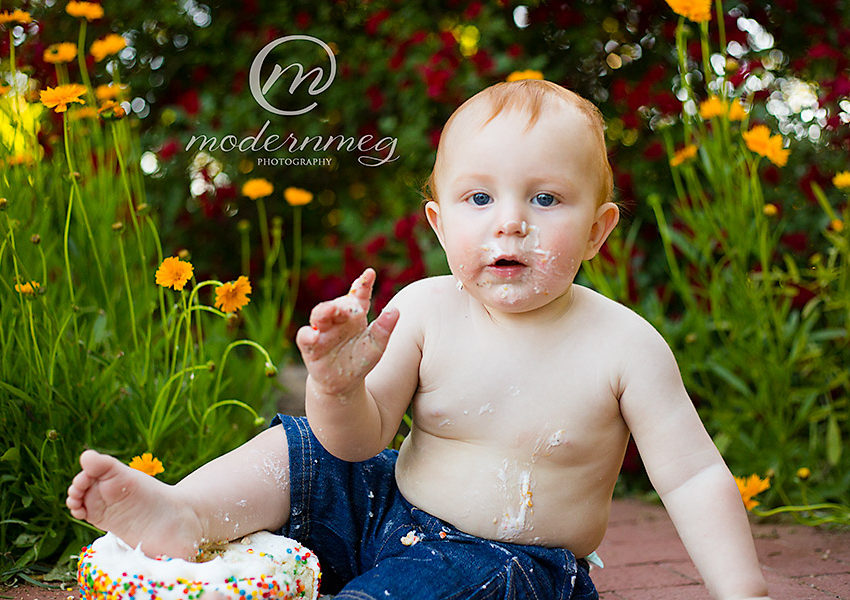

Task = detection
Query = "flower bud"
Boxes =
[112,221,124,232]
[264,361,277,377]
[796,467,811,480]
[46,429,59,441]
[253,416,266,427]
[237,219,250,232]
[30,233,41,245]
[0,197,7,211]
[136,203,150,214]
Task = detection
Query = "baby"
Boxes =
[66,80,771,600]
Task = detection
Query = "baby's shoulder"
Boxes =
[575,285,668,348]
[387,276,460,308]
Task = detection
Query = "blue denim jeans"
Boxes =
[270,415,597,600]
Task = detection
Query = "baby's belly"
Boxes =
[394,427,619,557]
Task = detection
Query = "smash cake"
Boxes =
[77,531,320,600]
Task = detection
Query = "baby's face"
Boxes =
[426,103,617,315]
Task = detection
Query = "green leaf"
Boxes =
[0,446,19,465]
[826,414,842,466]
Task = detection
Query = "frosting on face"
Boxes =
[77,531,320,600]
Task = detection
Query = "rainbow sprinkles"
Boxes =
[77,531,320,600]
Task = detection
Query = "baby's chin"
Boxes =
[466,280,573,315]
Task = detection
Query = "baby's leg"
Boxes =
[66,425,290,559]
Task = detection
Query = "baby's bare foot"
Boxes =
[66,449,204,559]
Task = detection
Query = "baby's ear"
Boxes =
[583,202,619,260]
[424,201,446,249]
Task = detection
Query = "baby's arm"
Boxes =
[295,268,422,461]
[619,319,770,600]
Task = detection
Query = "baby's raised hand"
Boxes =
[295,268,399,397]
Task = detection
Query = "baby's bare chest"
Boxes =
[413,322,623,460]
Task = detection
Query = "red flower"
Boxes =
[176,89,200,115]
[506,43,523,58]
[158,139,179,162]
[364,9,391,36]
[366,85,384,112]
[463,1,482,20]
[295,11,311,29]
[470,49,494,74]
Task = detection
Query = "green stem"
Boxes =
[63,115,111,311]
[212,339,275,402]
[117,235,138,349]
[110,123,148,282]
[257,198,271,259]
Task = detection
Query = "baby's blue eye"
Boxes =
[532,193,557,207]
[470,192,492,206]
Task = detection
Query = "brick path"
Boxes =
[595,498,850,599]
[3,498,848,600]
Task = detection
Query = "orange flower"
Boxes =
[39,84,87,113]
[699,97,725,120]
[214,276,252,313]
[833,171,850,189]
[669,144,698,167]
[664,0,711,22]
[284,187,313,206]
[727,100,747,121]
[95,83,128,101]
[44,42,78,65]
[90,33,126,62]
[98,100,126,121]
[763,203,778,216]
[155,256,194,291]
[14,281,40,295]
[735,474,770,511]
[129,453,164,477]
[66,1,104,21]
[742,125,789,167]
[242,178,274,200]
[506,70,544,82]
[0,10,33,26]
[830,219,844,232]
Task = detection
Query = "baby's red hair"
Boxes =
[423,80,614,206]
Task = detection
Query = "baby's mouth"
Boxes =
[487,256,527,276]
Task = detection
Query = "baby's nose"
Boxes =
[497,218,529,237]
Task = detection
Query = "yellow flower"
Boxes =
[98,100,126,121]
[242,178,274,200]
[833,171,850,189]
[0,10,33,26]
[796,467,811,480]
[669,144,698,167]
[742,125,789,167]
[506,70,544,82]
[214,276,252,313]
[44,42,78,65]
[90,34,126,62]
[664,0,712,22]
[95,83,128,101]
[735,474,770,511]
[763,203,778,216]
[728,100,747,121]
[155,256,194,291]
[14,281,40,295]
[39,84,87,113]
[284,187,314,206]
[66,1,104,21]
[699,97,725,120]
[128,453,164,477]
[830,219,844,232]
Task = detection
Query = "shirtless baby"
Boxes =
[67,80,771,600]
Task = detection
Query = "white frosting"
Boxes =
[78,531,320,600]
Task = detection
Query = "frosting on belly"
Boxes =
[77,531,320,600]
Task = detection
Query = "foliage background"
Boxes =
[2,0,849,577]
